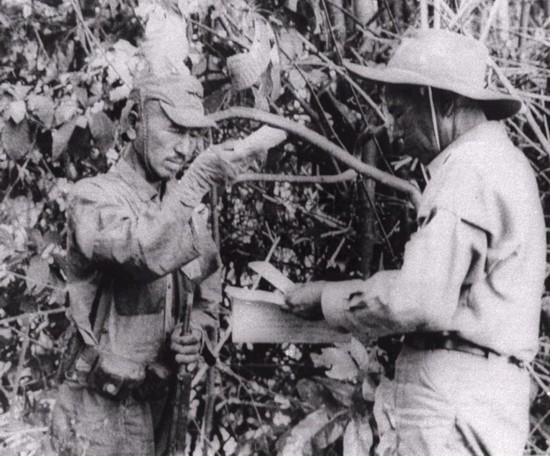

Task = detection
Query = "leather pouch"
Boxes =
[87,351,146,400]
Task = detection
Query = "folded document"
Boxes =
[227,264,350,344]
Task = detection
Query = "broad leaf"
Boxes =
[27,94,54,128]
[373,376,397,456]
[1,196,44,229]
[109,85,131,102]
[141,7,190,77]
[8,100,26,124]
[315,377,355,408]
[277,407,331,456]
[311,346,359,380]
[0,225,13,251]
[54,98,78,126]
[1,119,31,160]
[103,40,139,86]
[227,19,272,91]
[312,412,349,450]
[74,86,88,108]
[88,111,115,153]
[0,328,12,344]
[26,255,50,294]
[278,28,305,65]
[349,337,370,371]
[51,120,76,160]
[296,378,326,409]
[343,414,373,456]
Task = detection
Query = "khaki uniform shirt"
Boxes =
[322,122,545,362]
[66,159,222,365]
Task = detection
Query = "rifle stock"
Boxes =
[168,272,195,456]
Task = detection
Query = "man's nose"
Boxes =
[385,116,405,154]
[174,133,191,157]
[174,141,187,156]
[385,113,402,142]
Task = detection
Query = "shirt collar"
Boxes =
[113,158,160,202]
[427,121,505,177]
[427,148,451,178]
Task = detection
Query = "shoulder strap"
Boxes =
[88,275,110,343]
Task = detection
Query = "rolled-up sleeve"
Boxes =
[69,180,201,280]
[69,151,237,281]
[321,207,487,338]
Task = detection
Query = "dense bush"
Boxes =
[0,0,549,454]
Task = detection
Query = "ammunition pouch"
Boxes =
[87,351,145,400]
[64,340,172,402]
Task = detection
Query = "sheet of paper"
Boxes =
[248,261,294,294]
[231,300,351,344]
[225,286,287,307]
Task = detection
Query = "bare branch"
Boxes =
[235,170,357,184]
[210,107,421,208]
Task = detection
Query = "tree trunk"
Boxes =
[519,0,531,62]
[357,137,378,276]
[328,0,347,58]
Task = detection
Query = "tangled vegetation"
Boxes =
[0,0,549,454]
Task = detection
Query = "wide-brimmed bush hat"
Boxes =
[344,29,521,120]
[134,73,217,128]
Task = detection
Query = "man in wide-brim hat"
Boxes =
[286,29,545,455]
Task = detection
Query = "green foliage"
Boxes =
[0,0,549,455]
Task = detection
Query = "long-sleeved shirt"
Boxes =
[66,153,231,365]
[322,121,546,362]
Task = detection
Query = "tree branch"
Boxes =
[210,107,421,208]
[235,170,357,184]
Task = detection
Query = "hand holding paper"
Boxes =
[284,281,327,320]
[228,263,349,343]
[247,261,326,320]
[248,261,294,294]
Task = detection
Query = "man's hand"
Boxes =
[215,127,287,165]
[284,281,327,320]
[170,326,201,372]
[214,139,265,165]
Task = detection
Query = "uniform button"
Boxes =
[104,383,117,395]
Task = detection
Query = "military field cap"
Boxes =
[344,29,521,120]
[134,73,217,128]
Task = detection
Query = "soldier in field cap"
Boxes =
[50,73,263,455]
[286,29,545,455]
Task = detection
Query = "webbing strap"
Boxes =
[89,275,109,343]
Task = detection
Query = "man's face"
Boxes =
[384,85,439,163]
[143,102,202,181]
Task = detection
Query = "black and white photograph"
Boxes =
[0,0,549,454]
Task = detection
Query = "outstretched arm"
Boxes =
[286,208,486,339]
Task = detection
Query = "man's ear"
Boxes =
[442,98,456,118]
[440,92,457,118]
[121,97,141,140]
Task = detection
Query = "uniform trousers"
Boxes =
[50,382,172,456]
[387,345,530,456]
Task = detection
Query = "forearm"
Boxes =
[320,210,484,338]
[71,151,235,279]
[176,150,236,207]
[320,271,410,337]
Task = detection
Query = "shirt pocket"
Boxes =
[112,276,166,315]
